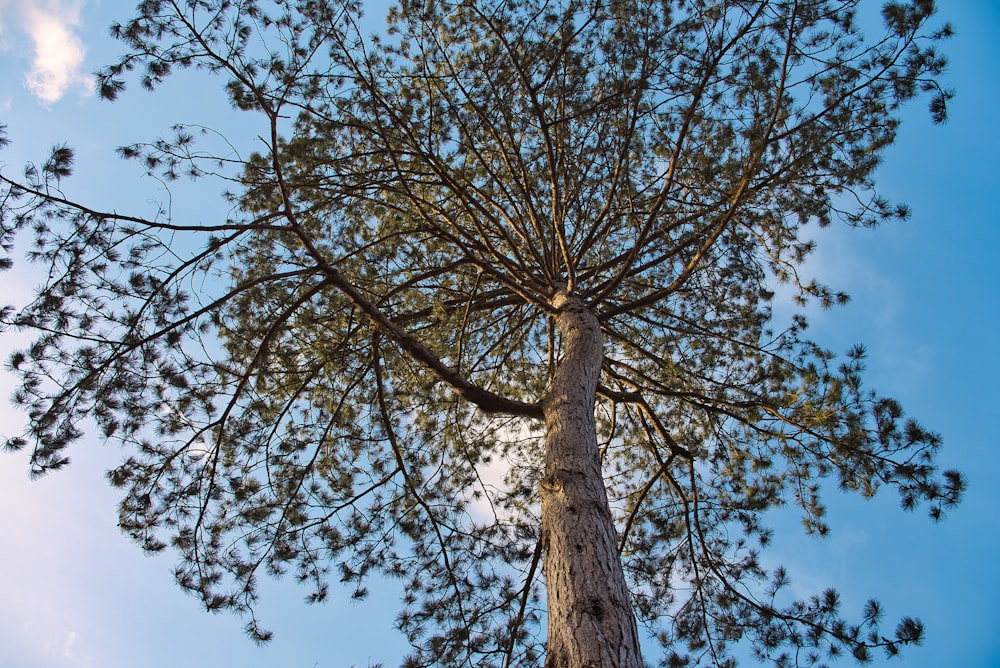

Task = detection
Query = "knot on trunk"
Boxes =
[551,290,586,314]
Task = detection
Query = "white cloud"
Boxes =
[46,631,96,668]
[0,0,91,104]
[24,1,90,103]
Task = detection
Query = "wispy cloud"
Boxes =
[46,631,96,668]
[0,0,91,104]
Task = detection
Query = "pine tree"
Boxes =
[0,1,964,666]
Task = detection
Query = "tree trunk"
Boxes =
[541,293,643,668]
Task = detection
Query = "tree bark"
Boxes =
[541,293,643,668]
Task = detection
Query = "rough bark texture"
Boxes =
[541,293,643,668]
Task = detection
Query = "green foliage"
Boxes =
[0,1,963,666]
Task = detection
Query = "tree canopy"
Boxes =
[0,0,964,666]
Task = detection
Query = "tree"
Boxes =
[0,0,965,665]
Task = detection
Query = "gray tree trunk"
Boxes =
[540,293,643,668]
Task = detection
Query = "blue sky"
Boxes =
[0,1,997,667]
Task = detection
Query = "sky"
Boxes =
[0,1,997,667]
